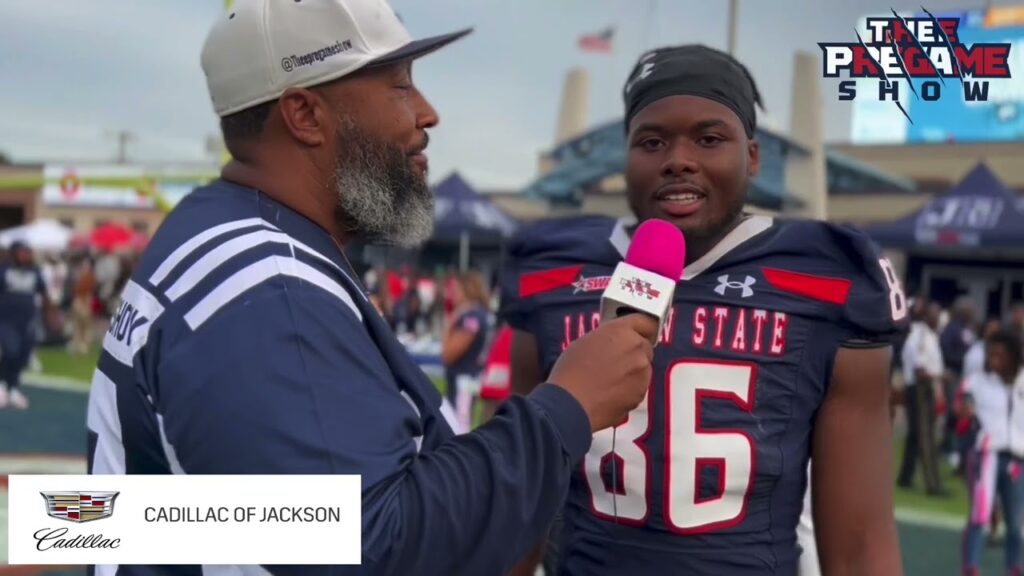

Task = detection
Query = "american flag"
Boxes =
[578,27,614,53]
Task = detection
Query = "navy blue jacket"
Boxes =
[86,180,591,575]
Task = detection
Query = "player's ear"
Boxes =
[747,138,760,178]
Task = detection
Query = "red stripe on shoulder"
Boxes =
[520,265,583,298]
[762,267,852,305]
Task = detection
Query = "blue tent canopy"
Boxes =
[431,172,518,243]
[863,163,1024,249]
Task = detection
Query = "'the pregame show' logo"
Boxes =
[819,8,1013,121]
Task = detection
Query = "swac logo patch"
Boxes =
[572,274,612,294]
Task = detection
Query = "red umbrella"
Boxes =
[90,223,136,252]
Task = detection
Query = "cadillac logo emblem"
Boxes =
[40,492,119,523]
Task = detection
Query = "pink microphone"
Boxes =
[600,219,686,345]
[625,218,686,280]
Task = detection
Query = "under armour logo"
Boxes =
[714,275,756,298]
[625,61,655,94]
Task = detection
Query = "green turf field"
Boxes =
[32,346,100,385]
[1,381,89,574]
[892,440,968,519]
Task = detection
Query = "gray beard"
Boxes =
[333,117,434,247]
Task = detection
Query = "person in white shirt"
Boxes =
[897,301,948,494]
[964,319,1003,382]
[1010,303,1024,342]
[961,329,1024,576]
[797,464,820,576]
[960,317,1002,478]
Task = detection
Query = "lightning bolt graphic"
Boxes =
[886,24,921,101]
[890,9,945,87]
[921,5,965,85]
[855,28,914,123]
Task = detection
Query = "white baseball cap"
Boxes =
[201,0,471,117]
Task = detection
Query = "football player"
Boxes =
[501,45,906,575]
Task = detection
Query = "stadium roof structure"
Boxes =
[826,151,917,194]
[524,119,916,210]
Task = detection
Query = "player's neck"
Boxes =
[222,159,349,246]
[683,213,746,266]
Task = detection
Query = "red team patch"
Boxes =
[762,268,852,305]
[519,265,584,298]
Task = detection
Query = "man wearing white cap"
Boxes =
[85,1,659,574]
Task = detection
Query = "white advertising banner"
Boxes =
[7,474,362,566]
[42,165,207,209]
[43,165,154,208]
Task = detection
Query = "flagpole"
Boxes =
[643,0,658,50]
[727,0,738,55]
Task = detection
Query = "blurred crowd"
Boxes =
[894,295,1024,573]
[20,247,139,351]
[895,297,1024,488]
[0,242,141,409]
[363,265,499,336]
[362,265,505,430]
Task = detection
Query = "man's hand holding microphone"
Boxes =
[550,314,657,432]
[356,218,686,576]
[543,218,685,432]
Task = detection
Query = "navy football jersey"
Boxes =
[500,214,908,575]
[0,262,46,328]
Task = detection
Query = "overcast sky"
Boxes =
[0,0,1018,189]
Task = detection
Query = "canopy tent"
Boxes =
[69,222,149,253]
[863,163,1024,250]
[431,173,518,270]
[0,219,73,251]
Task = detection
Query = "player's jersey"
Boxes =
[0,262,46,328]
[500,214,907,575]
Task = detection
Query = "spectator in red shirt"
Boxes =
[479,325,514,420]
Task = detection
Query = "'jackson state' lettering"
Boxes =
[558,305,787,357]
[562,308,677,349]
[692,306,788,356]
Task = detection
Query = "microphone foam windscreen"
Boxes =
[625,218,686,280]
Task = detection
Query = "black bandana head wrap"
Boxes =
[623,44,763,137]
